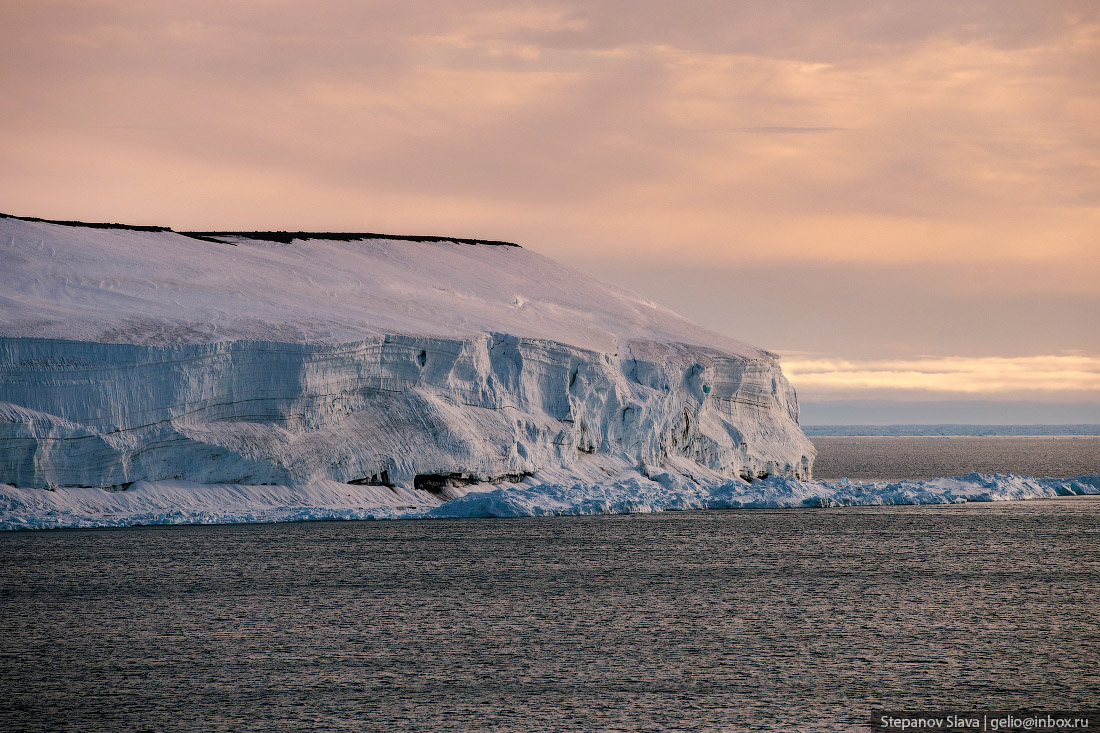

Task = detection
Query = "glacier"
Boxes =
[1,213,813,512]
[2,214,1097,530]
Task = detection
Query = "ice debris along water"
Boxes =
[1,214,813,497]
[2,472,1098,529]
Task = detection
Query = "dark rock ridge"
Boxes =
[0,211,519,247]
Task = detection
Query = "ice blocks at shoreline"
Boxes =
[2,472,1097,530]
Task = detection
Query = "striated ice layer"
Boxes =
[0,215,814,493]
[2,472,1097,529]
[0,335,811,490]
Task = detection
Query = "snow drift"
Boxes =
[0,213,814,502]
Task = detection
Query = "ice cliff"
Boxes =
[0,213,814,507]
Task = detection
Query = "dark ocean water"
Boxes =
[2,500,1099,732]
[803,425,1100,437]
[812,436,1100,480]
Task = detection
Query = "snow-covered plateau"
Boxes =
[1,214,1096,530]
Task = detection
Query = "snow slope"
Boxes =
[0,214,814,495]
[0,215,757,354]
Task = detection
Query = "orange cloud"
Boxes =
[0,1,1096,383]
[782,354,1100,400]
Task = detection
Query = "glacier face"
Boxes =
[0,214,814,494]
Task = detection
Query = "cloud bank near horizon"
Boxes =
[781,354,1100,403]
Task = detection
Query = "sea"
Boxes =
[809,424,1100,481]
[1,426,1098,732]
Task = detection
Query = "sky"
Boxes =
[1,0,1098,423]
